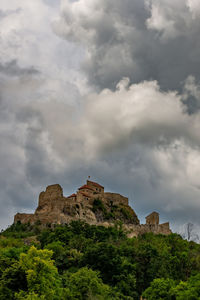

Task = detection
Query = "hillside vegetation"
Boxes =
[0,221,200,299]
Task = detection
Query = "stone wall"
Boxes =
[146,212,159,225]
[104,192,129,205]
[87,180,104,195]
[14,213,36,224]
[126,222,172,238]
[36,184,63,214]
[13,181,172,237]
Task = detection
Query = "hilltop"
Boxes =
[1,179,199,299]
[14,179,171,237]
[1,219,200,299]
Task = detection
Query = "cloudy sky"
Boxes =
[1,0,200,230]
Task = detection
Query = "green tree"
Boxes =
[171,273,200,300]
[82,242,123,284]
[62,267,112,299]
[142,278,176,300]
[45,241,69,271]
[0,262,26,300]
[15,246,63,300]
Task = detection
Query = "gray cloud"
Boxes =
[0,60,39,77]
[1,73,200,230]
[54,0,200,95]
[4,77,199,230]
[0,8,21,20]
[0,0,86,229]
[1,0,200,233]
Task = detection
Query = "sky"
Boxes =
[1,0,200,231]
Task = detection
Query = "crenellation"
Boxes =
[14,179,172,236]
[104,192,129,206]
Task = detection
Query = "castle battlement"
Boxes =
[14,179,171,236]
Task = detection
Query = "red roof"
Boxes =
[67,193,76,198]
[79,184,94,191]
[87,180,104,189]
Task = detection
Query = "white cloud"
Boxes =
[1,0,200,231]
[81,80,196,155]
[146,1,180,40]
[24,78,200,227]
[187,0,200,18]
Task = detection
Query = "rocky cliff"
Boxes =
[14,179,171,236]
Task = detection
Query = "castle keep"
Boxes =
[14,179,171,236]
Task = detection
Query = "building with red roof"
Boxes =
[66,179,105,203]
[86,180,104,194]
[67,193,76,199]
[78,185,94,191]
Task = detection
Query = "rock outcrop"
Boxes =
[14,179,171,236]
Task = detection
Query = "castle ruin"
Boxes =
[14,179,171,237]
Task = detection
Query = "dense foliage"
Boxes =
[92,198,136,222]
[0,220,200,299]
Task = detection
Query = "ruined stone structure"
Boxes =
[146,212,159,225]
[14,179,171,236]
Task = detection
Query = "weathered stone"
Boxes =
[146,211,159,225]
[13,179,172,236]
[104,192,129,206]
[125,222,172,238]
[14,213,36,224]
[36,184,63,215]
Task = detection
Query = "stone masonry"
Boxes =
[14,179,172,236]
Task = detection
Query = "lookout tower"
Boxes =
[146,211,159,225]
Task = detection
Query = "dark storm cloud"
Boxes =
[54,0,200,93]
[0,60,39,77]
[0,0,84,228]
[1,0,200,232]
